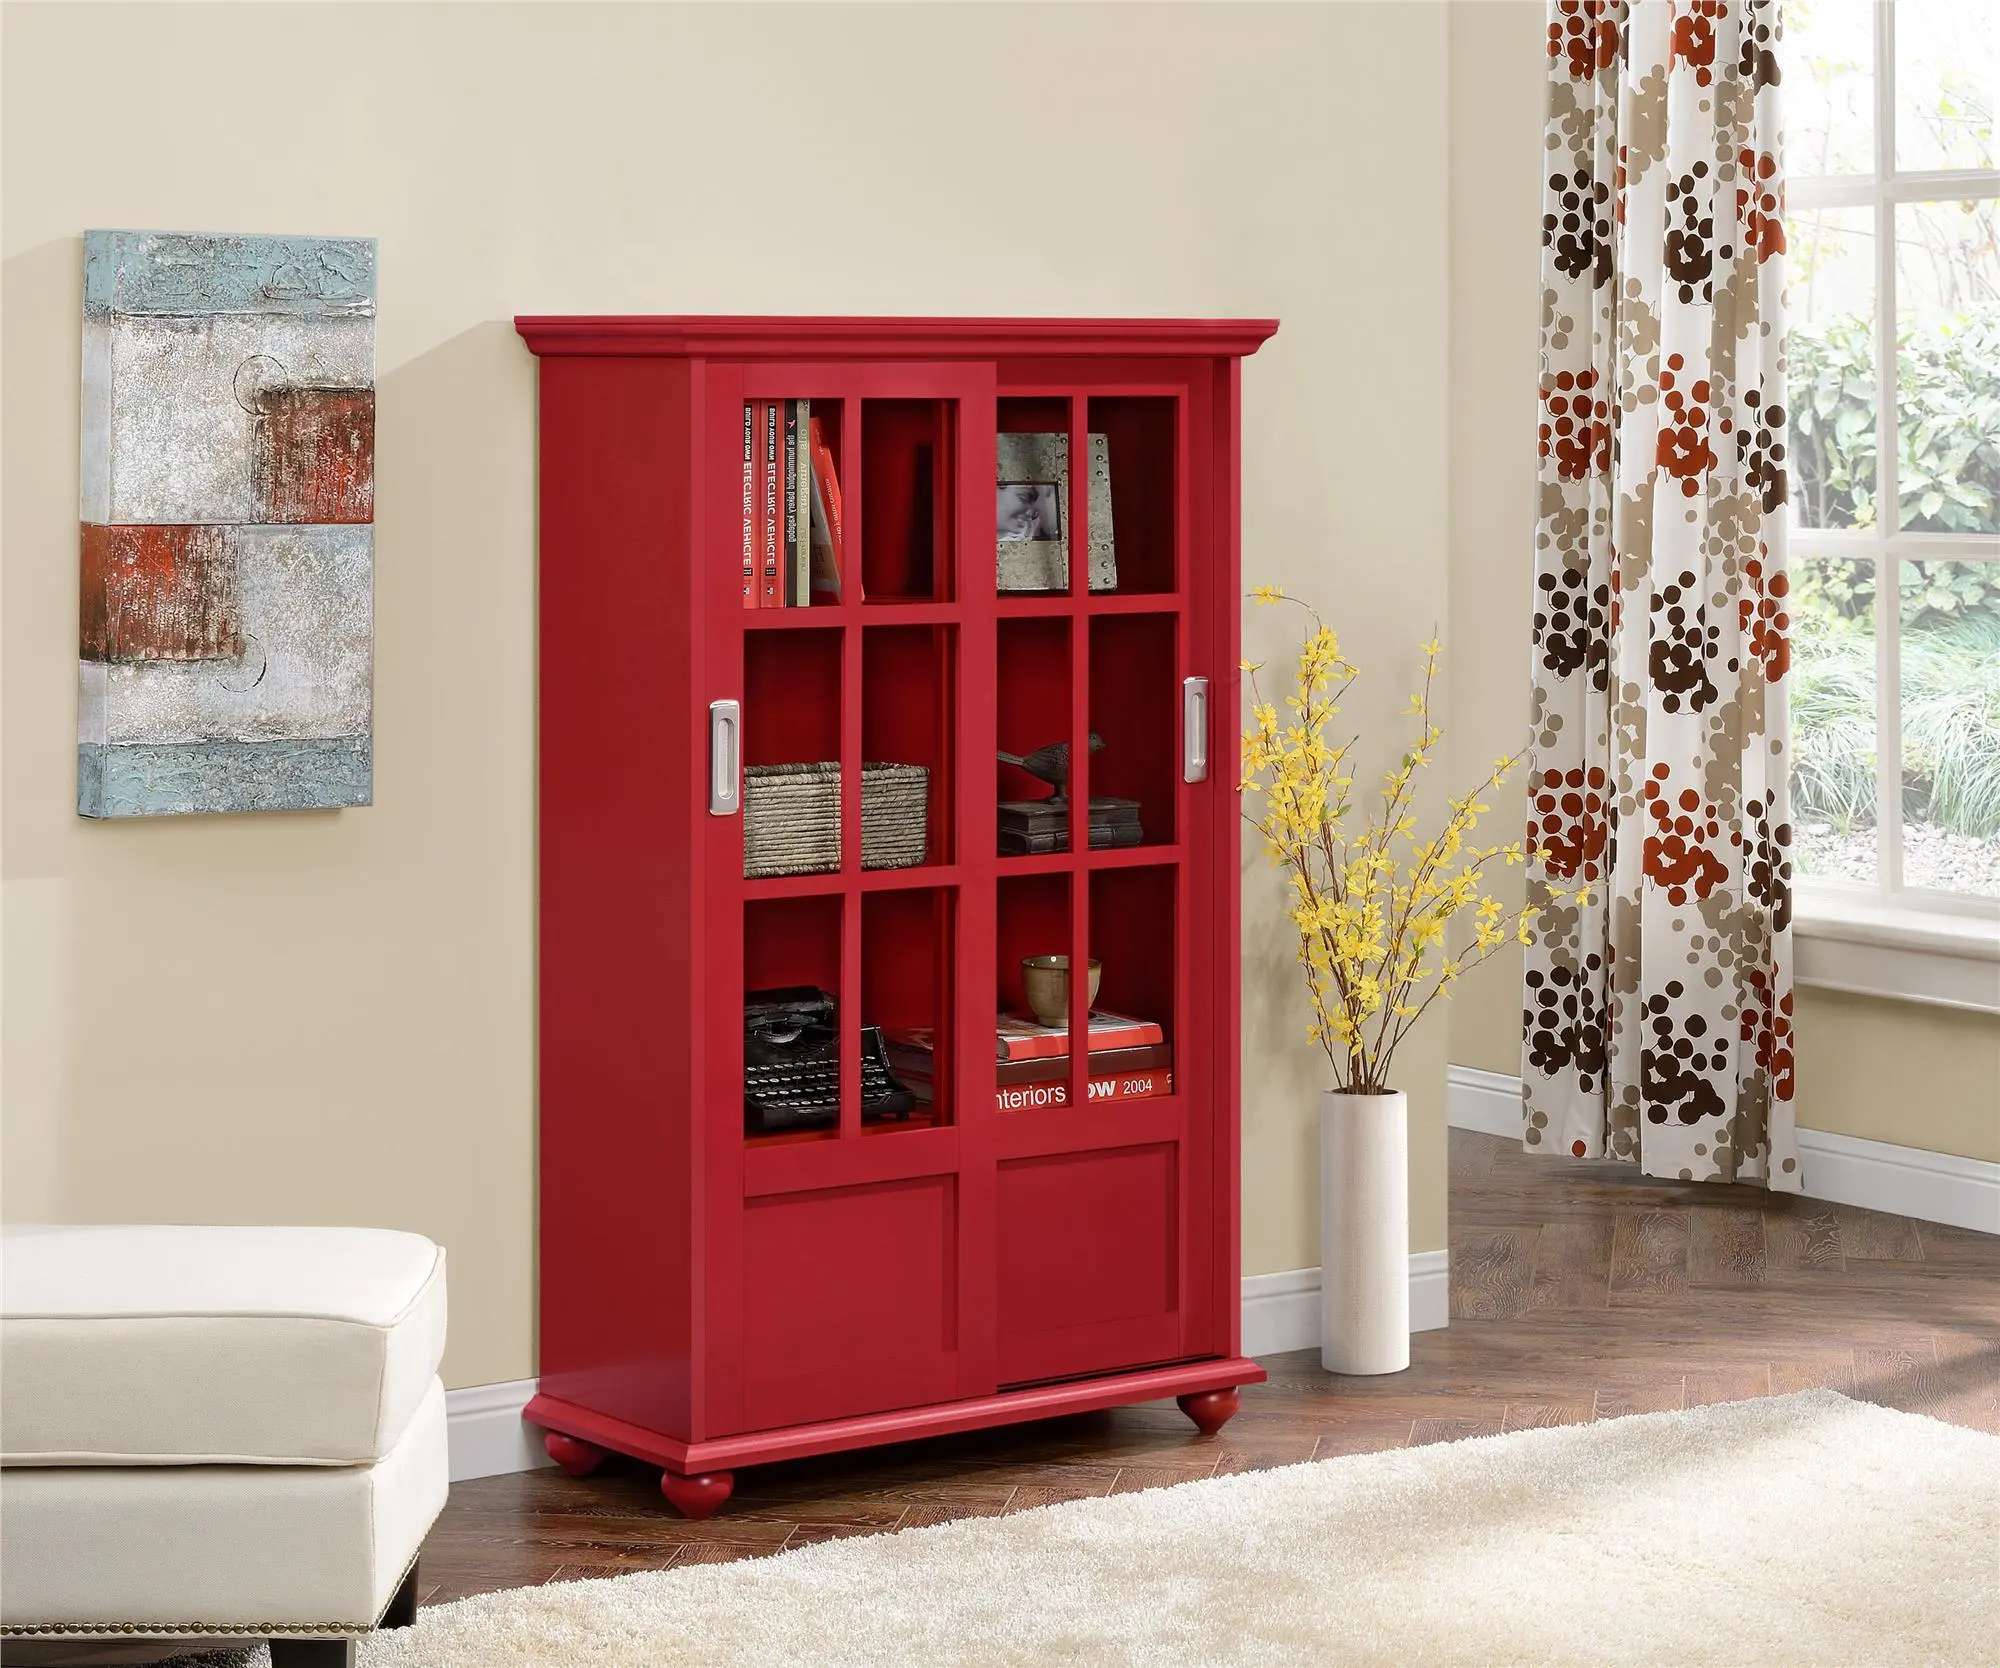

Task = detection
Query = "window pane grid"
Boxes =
[1786,0,2000,910]
[1875,2,1902,894]
[1897,558,2000,900]
[1876,550,1903,893]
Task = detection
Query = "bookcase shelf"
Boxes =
[993,598,1185,626]
[524,314,1275,1515]
[1091,843,1184,871]
[744,602,967,630]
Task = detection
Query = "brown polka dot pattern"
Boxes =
[1524,0,1799,1195]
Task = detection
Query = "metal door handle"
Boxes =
[1183,676,1208,784]
[709,700,741,815]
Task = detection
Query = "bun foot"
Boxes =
[660,1469,734,1519]
[543,1431,608,1477]
[1177,1387,1240,1436]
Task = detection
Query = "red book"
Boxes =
[740,403,756,608]
[808,415,844,601]
[888,1038,1169,1087]
[761,402,781,606]
[992,1010,1165,1062]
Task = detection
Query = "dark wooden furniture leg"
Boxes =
[659,1469,734,1519]
[381,1558,420,1629]
[544,1430,608,1476]
[269,1639,358,1667]
[1177,1387,1240,1435]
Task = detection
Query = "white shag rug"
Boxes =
[266,1390,1998,1666]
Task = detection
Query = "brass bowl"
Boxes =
[1021,955,1102,1028]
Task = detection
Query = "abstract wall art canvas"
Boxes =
[78,230,376,817]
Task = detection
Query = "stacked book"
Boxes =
[742,400,844,607]
[887,1010,1172,1112]
[997,797,1142,856]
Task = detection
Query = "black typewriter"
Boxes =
[744,986,917,1135]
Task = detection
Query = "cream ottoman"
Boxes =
[1,1225,449,1666]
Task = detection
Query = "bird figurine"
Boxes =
[997,733,1104,805]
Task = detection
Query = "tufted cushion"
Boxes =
[1,1224,446,1466]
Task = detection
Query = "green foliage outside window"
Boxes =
[1789,309,2000,555]
[1792,608,2000,842]
[1789,308,2000,846]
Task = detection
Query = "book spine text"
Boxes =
[762,402,780,606]
[741,403,756,608]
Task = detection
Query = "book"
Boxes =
[887,1039,1171,1087]
[782,402,801,607]
[808,416,844,600]
[995,1068,1170,1112]
[792,400,813,606]
[993,1009,1164,1062]
[761,402,781,606]
[997,796,1143,855]
[998,823,1145,856]
[740,403,756,609]
[903,1067,1173,1113]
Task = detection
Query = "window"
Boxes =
[1783,0,2000,925]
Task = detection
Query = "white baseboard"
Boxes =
[1446,1064,1524,1137]
[445,1378,553,1482]
[1407,1249,1451,1331]
[1794,1127,2000,1234]
[1447,1063,2000,1235]
[1239,1251,1450,1359]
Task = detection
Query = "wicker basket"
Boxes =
[743,762,930,878]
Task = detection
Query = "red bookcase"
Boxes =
[518,316,1278,1517]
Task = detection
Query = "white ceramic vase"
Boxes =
[1319,1088,1410,1375]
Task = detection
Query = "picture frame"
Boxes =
[995,431,1116,592]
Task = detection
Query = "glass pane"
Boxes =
[996,396,1091,599]
[1087,613,1178,850]
[744,895,843,1144]
[1088,395,1177,596]
[742,628,843,878]
[861,398,954,602]
[1787,208,1879,529]
[997,615,1074,857]
[1781,0,1876,176]
[1895,0,1999,172]
[740,398,844,611]
[1894,198,2000,534]
[865,887,955,1132]
[1899,560,2000,897]
[1083,865,1177,1107]
[995,870,1075,1106]
[863,624,954,868]
[1791,552,1880,882]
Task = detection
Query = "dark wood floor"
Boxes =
[12,1129,1997,1663]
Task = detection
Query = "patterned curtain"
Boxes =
[1522,0,1801,1190]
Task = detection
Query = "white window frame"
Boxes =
[1787,0,2000,1012]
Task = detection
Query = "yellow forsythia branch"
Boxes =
[1240,593,1538,1094]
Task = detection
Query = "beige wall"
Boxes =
[2,2,1453,1390]
[1445,0,1543,1081]
[1792,992,2000,1163]
[1442,1,2000,1164]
